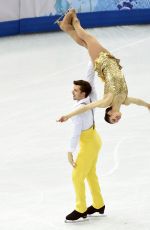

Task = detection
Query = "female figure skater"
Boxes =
[57,9,150,124]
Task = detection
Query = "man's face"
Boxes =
[72,84,85,101]
[107,110,122,124]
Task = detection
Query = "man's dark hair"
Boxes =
[104,106,112,124]
[73,80,92,98]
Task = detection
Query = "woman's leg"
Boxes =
[58,11,87,48]
[71,10,108,62]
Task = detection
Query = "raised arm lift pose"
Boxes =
[57,9,150,124]
[63,61,105,222]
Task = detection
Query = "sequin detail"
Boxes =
[94,51,128,96]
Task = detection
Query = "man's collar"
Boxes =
[75,96,90,106]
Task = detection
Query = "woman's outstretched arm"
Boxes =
[124,97,150,109]
[57,96,112,122]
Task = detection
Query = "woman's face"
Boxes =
[108,111,122,124]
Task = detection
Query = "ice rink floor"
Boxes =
[0,24,150,230]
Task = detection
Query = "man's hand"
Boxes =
[56,115,69,122]
[68,152,76,168]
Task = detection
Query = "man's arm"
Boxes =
[124,97,150,109]
[67,116,82,167]
[84,61,97,101]
[68,152,76,167]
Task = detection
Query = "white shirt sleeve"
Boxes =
[67,114,82,153]
[84,61,97,102]
[67,62,97,153]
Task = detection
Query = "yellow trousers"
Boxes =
[72,127,104,213]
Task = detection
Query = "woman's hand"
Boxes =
[56,115,69,122]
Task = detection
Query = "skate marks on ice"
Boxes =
[102,134,150,177]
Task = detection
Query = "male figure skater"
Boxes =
[56,9,150,124]
[64,62,105,222]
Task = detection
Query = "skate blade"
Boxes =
[54,14,64,24]
[53,8,72,24]
[65,218,89,223]
[87,214,107,218]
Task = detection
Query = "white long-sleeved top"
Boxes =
[67,61,98,153]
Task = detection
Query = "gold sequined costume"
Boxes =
[94,51,128,96]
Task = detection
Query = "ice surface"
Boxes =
[0,25,150,230]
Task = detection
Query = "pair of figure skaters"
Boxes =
[56,9,150,222]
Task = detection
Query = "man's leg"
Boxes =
[72,152,89,213]
[71,131,102,213]
[86,164,104,209]
[86,131,105,215]
[65,151,89,222]
[66,128,103,221]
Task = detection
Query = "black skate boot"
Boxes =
[65,210,87,223]
[86,205,105,216]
